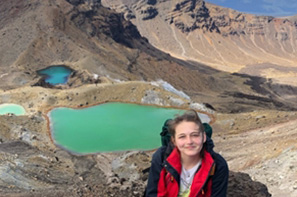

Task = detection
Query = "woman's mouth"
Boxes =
[185,146,196,149]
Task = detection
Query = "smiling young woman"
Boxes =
[145,110,229,197]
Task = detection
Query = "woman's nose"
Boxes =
[186,136,192,144]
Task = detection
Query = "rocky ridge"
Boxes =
[102,0,297,85]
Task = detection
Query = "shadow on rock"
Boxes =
[228,171,271,197]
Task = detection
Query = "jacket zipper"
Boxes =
[195,162,215,197]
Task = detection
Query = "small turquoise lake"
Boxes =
[49,102,211,154]
[37,66,73,85]
[0,104,26,115]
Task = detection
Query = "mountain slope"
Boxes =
[102,0,297,86]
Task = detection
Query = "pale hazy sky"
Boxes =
[205,0,297,17]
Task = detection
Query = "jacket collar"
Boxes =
[166,147,182,174]
[190,151,214,196]
[166,147,214,173]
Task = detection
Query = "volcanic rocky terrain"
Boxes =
[0,0,297,196]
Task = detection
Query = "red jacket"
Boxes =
[146,140,228,197]
[157,148,214,196]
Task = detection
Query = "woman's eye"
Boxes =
[178,136,185,139]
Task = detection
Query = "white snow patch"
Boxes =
[150,80,190,100]
[0,73,8,78]
[105,75,125,83]
[169,97,185,106]
[190,103,215,114]
[93,74,99,79]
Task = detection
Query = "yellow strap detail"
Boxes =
[210,164,216,176]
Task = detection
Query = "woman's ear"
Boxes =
[171,136,176,146]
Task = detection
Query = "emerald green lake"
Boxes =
[49,102,210,154]
[0,104,26,115]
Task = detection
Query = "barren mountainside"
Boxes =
[102,0,297,86]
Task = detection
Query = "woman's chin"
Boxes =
[183,149,200,157]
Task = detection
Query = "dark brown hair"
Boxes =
[168,109,204,137]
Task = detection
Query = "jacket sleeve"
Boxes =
[211,152,229,197]
[145,146,166,197]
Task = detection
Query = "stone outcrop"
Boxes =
[139,5,158,20]
[167,0,218,33]
[227,171,271,197]
[69,1,144,48]
[66,0,101,7]
[165,0,293,38]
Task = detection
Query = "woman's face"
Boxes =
[172,121,206,159]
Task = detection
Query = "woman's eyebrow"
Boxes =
[191,130,202,134]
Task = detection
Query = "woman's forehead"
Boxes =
[175,121,200,132]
